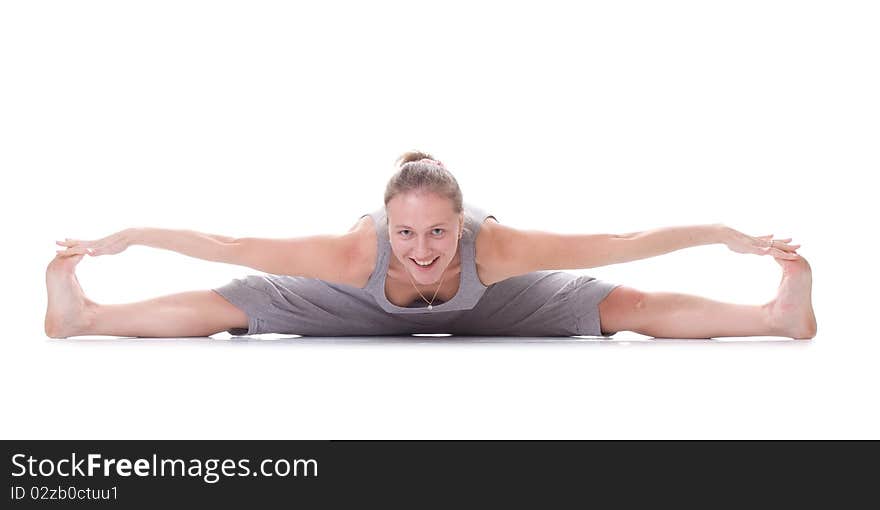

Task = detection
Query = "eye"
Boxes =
[398,229,444,237]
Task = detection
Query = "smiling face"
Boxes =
[386,191,465,285]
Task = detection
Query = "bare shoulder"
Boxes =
[474,216,515,286]
[345,215,379,289]
[474,215,500,256]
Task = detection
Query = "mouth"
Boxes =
[410,257,439,271]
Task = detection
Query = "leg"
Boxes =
[45,253,248,338]
[598,255,817,339]
[85,290,248,338]
[599,286,777,339]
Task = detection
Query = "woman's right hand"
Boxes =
[55,228,136,257]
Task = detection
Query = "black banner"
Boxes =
[3,441,877,507]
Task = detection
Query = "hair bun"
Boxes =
[395,151,436,168]
[417,157,444,168]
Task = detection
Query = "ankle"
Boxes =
[79,302,100,335]
[762,300,786,336]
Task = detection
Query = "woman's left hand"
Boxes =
[721,226,802,259]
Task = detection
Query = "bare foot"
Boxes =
[44,254,97,338]
[766,254,817,339]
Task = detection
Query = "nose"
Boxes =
[415,237,434,257]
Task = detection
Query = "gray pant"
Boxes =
[213,270,621,337]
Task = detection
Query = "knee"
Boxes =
[598,286,648,334]
[603,286,647,312]
[632,290,647,311]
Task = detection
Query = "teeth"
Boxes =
[414,258,436,266]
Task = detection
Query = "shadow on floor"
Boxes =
[54,333,810,347]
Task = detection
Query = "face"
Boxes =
[386,191,464,285]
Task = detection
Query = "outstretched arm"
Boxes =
[56,228,240,263]
[55,227,361,281]
[613,223,728,264]
[489,223,801,277]
[134,228,237,263]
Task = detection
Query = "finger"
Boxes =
[776,242,801,251]
[54,252,85,261]
[772,248,799,259]
[765,237,798,249]
[58,241,95,253]
[59,247,86,256]
[57,246,90,257]
[61,238,91,248]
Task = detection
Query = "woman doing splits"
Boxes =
[45,151,816,339]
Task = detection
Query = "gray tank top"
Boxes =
[360,202,498,314]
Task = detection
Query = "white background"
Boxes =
[1,0,877,439]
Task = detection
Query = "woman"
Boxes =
[45,151,816,339]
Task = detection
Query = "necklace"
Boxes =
[404,255,450,310]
